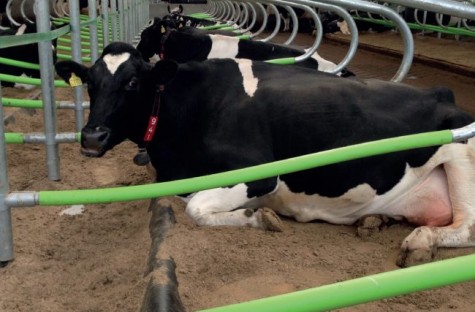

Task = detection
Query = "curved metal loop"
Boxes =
[274,0,322,63]
[20,0,35,24]
[380,0,475,20]
[236,2,258,34]
[227,0,241,26]
[235,2,250,30]
[413,8,428,26]
[59,0,70,17]
[309,2,359,75]
[215,1,228,21]
[6,0,22,26]
[259,3,281,41]
[462,17,475,30]
[217,0,229,22]
[280,4,299,45]
[249,1,269,38]
[298,0,413,82]
[51,0,62,18]
[222,0,234,23]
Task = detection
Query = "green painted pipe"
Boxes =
[38,130,452,206]
[0,73,69,87]
[0,57,40,70]
[236,34,251,40]
[188,13,211,19]
[4,133,24,144]
[57,45,92,54]
[265,57,296,65]
[199,253,475,312]
[58,37,104,49]
[57,53,92,63]
[2,98,43,109]
[199,24,232,30]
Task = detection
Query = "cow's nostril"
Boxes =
[98,132,108,142]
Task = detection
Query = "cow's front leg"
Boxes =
[185,180,283,231]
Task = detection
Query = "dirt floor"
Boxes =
[1,33,475,311]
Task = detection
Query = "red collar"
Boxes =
[143,84,164,142]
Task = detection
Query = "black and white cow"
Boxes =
[55,42,475,267]
[136,19,354,76]
[164,4,217,28]
[0,23,57,89]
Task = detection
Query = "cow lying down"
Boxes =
[136,18,354,77]
[55,42,475,267]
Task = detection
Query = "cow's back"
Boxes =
[163,60,472,195]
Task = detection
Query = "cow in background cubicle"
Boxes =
[136,18,354,76]
[0,23,58,89]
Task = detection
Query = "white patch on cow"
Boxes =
[103,52,130,75]
[337,21,350,35]
[60,205,85,216]
[14,73,35,90]
[258,139,475,234]
[207,35,240,59]
[185,183,263,227]
[15,24,27,35]
[149,53,160,64]
[235,59,258,97]
[305,49,339,74]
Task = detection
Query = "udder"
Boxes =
[400,166,453,226]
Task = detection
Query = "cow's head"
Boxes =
[167,4,183,15]
[136,18,181,62]
[55,42,180,158]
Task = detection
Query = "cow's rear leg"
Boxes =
[397,141,475,267]
[184,179,284,231]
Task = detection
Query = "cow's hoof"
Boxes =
[259,207,284,232]
[356,215,388,238]
[396,247,435,267]
[397,226,437,267]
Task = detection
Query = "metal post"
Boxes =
[35,0,60,181]
[110,0,118,41]
[119,0,125,41]
[68,0,84,131]
[88,0,99,62]
[102,0,110,47]
[0,86,14,263]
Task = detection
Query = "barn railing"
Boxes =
[0,0,149,262]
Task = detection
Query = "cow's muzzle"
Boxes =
[80,126,111,157]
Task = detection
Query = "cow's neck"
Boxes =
[165,31,211,62]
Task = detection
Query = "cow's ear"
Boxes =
[55,61,89,87]
[178,5,183,13]
[151,60,178,85]
[167,5,171,13]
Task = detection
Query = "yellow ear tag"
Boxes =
[69,73,83,87]
[160,25,165,33]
